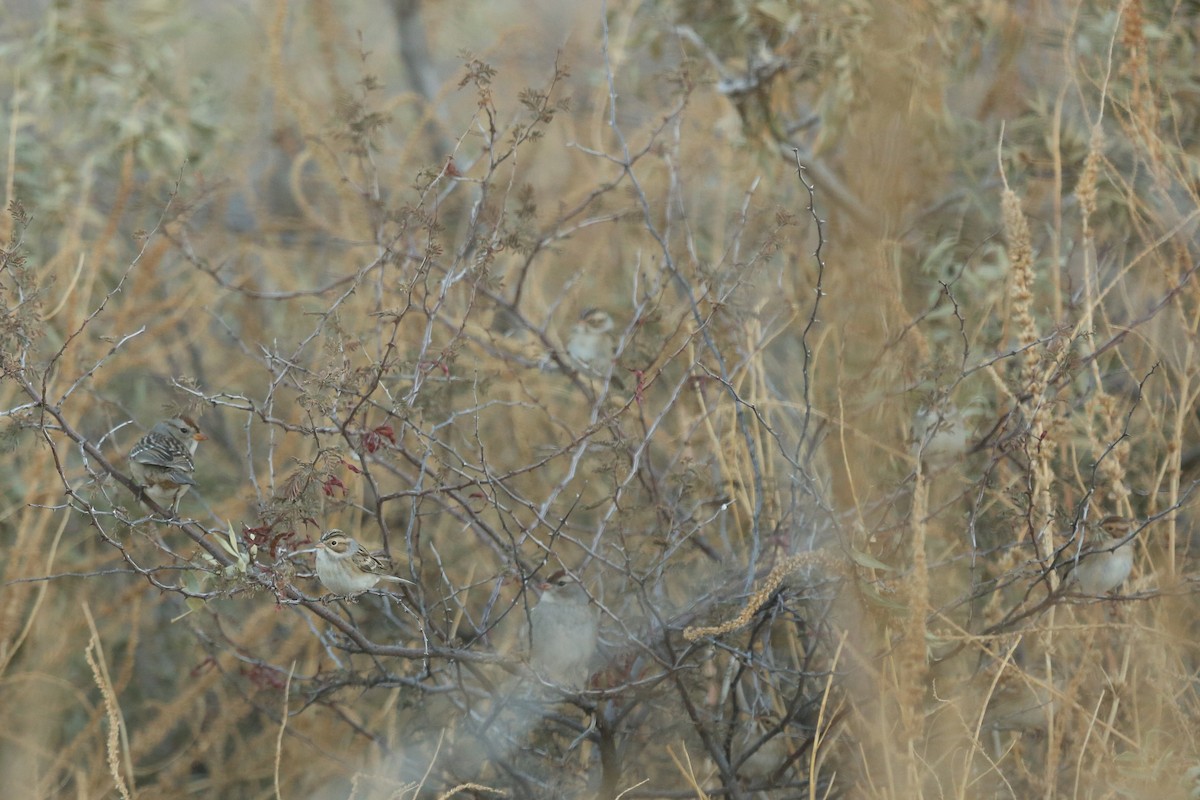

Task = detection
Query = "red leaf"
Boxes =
[243,524,274,547]
[362,424,396,454]
[190,656,217,678]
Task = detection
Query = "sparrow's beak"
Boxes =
[193,432,208,442]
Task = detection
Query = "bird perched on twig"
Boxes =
[1058,515,1135,595]
[566,308,617,378]
[528,570,599,689]
[312,529,413,599]
[910,399,976,468]
[128,416,207,516]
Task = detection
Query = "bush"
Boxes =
[2,1,1199,798]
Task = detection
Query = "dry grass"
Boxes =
[2,0,1200,798]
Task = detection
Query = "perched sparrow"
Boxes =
[1186,765,1200,800]
[1059,516,1135,595]
[313,529,413,598]
[981,676,1056,732]
[958,642,1058,735]
[565,308,616,378]
[128,416,206,515]
[910,400,971,467]
[734,715,794,780]
[528,571,599,689]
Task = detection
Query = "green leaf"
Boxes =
[214,522,249,574]
[755,1,796,26]
[849,547,895,571]
[858,582,907,612]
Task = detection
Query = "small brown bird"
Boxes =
[565,308,616,377]
[128,416,207,515]
[313,529,413,598]
[982,676,1056,732]
[528,570,599,689]
[910,401,970,467]
[1059,516,1135,595]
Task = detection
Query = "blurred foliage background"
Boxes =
[2,0,1200,797]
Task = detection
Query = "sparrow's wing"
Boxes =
[131,438,195,473]
[352,550,413,583]
[353,551,389,575]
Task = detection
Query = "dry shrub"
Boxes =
[2,1,1200,799]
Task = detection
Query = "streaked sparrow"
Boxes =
[1059,515,1135,595]
[528,570,598,689]
[313,529,413,598]
[982,676,1056,732]
[565,308,616,378]
[911,400,971,467]
[128,415,206,515]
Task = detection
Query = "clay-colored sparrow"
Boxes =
[528,571,598,689]
[982,677,1056,732]
[911,400,971,467]
[732,713,796,781]
[979,649,1054,728]
[314,529,413,598]
[1059,516,1135,595]
[565,308,616,377]
[129,416,207,515]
